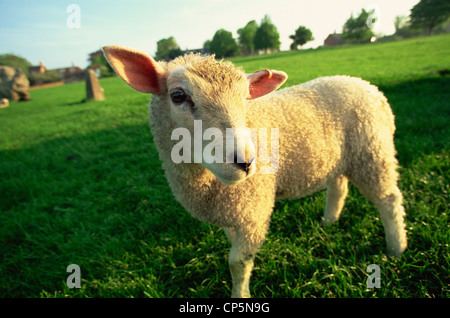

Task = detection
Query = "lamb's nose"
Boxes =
[234,155,255,174]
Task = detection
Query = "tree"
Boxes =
[342,9,376,44]
[393,14,424,38]
[209,29,240,58]
[410,0,450,35]
[30,70,62,85]
[394,15,409,33]
[289,25,314,50]
[155,36,183,61]
[89,54,114,77]
[237,20,258,55]
[203,39,212,51]
[254,15,281,53]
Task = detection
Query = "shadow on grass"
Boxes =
[0,123,214,297]
[380,76,450,167]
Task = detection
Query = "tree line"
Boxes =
[155,0,449,60]
[155,15,286,60]
[392,0,450,39]
[156,14,316,60]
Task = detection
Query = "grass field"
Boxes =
[0,34,449,298]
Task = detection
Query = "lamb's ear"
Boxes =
[247,69,288,99]
[102,45,166,94]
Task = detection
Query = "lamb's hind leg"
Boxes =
[349,156,407,257]
[354,181,407,257]
[322,175,348,226]
[372,187,407,256]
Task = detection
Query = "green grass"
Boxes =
[1,34,449,298]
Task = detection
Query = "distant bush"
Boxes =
[0,53,33,80]
[30,70,62,85]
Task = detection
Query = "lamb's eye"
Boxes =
[170,90,187,104]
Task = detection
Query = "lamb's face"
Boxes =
[165,61,257,186]
[102,46,287,185]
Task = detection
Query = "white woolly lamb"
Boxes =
[103,46,407,298]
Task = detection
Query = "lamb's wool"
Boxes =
[103,48,407,298]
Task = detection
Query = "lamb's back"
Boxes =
[248,76,393,199]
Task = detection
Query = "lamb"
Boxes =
[103,45,408,298]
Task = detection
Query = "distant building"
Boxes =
[54,63,85,83]
[28,62,47,75]
[324,33,344,47]
[29,61,85,84]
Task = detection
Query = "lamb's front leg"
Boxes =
[228,229,260,298]
[224,227,236,244]
[322,175,349,225]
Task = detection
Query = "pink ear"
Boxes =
[102,45,166,94]
[247,69,288,99]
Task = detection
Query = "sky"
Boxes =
[0,0,420,70]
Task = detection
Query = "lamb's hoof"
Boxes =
[231,290,251,298]
[231,294,251,298]
[386,245,407,258]
[321,217,337,227]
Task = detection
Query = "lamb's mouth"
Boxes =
[212,165,256,186]
[215,175,247,186]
